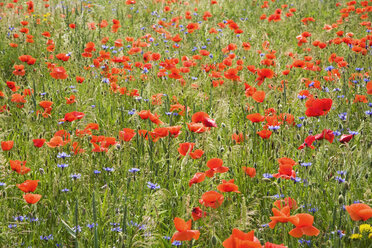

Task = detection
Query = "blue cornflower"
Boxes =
[172,241,182,246]
[0,182,5,186]
[70,173,81,180]
[103,167,114,172]
[129,168,140,173]
[263,173,273,179]
[94,170,101,174]
[299,239,311,246]
[73,226,82,233]
[147,182,160,190]
[87,223,98,229]
[57,163,69,169]
[337,171,346,175]
[300,162,312,167]
[57,152,71,159]
[61,188,69,192]
[268,125,280,131]
[348,130,359,135]
[365,110,372,116]
[338,112,347,121]
[335,176,345,183]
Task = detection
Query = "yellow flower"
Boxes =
[359,224,372,234]
[350,234,362,240]
[369,233,372,239]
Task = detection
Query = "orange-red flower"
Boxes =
[32,139,46,148]
[23,193,42,204]
[269,206,299,229]
[257,129,272,139]
[171,217,200,242]
[17,180,39,193]
[50,67,68,79]
[242,167,256,178]
[345,203,372,221]
[191,207,207,221]
[10,160,31,175]
[119,128,136,142]
[205,158,229,177]
[189,172,206,187]
[199,191,224,209]
[1,141,14,151]
[274,197,298,210]
[288,214,320,238]
[223,229,262,248]
[247,113,265,123]
[217,179,241,193]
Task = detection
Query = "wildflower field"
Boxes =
[0,0,372,247]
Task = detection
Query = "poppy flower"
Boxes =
[190,149,204,159]
[339,134,353,143]
[345,203,372,221]
[252,91,266,103]
[10,160,31,175]
[199,191,224,209]
[274,197,298,210]
[289,214,320,238]
[247,113,265,123]
[305,98,333,117]
[298,135,315,149]
[232,133,244,144]
[187,122,208,133]
[171,217,200,242]
[168,126,182,138]
[13,65,26,76]
[1,141,14,151]
[23,193,42,204]
[268,206,299,229]
[205,158,229,177]
[314,129,334,144]
[61,111,85,122]
[256,68,274,86]
[178,143,195,156]
[257,129,272,139]
[192,112,217,128]
[242,167,256,178]
[191,207,207,221]
[217,179,241,193]
[223,229,261,248]
[119,128,136,142]
[32,139,46,148]
[50,67,68,79]
[189,172,206,187]
[17,180,39,193]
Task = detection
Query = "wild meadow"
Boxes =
[0,0,371,247]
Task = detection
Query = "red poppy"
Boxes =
[232,133,244,144]
[252,91,266,103]
[257,129,272,139]
[345,203,372,221]
[305,98,332,117]
[242,167,256,178]
[10,160,31,175]
[269,206,299,229]
[171,218,200,242]
[1,141,14,151]
[32,139,46,148]
[50,67,68,79]
[289,214,320,238]
[205,158,229,177]
[189,172,206,187]
[199,191,224,209]
[17,180,39,193]
[187,122,208,133]
[247,113,265,123]
[256,68,274,86]
[191,207,207,221]
[314,129,334,143]
[61,111,85,122]
[178,143,195,156]
[168,126,182,138]
[274,197,298,210]
[223,229,261,248]
[339,134,353,143]
[298,135,315,150]
[23,193,42,204]
[119,128,136,142]
[217,179,241,193]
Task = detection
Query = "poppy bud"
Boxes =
[343,182,350,190]
[220,147,225,152]
[338,195,344,204]
[297,134,301,140]
[221,123,226,128]
[116,144,121,149]
[288,108,291,113]
[217,135,221,141]
[39,168,45,175]
[262,178,271,182]
[211,235,217,246]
